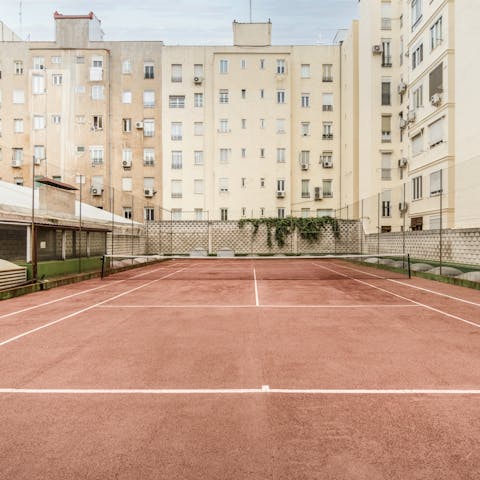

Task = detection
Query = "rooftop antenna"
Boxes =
[249,0,252,22]
[19,1,23,38]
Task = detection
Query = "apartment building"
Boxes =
[161,22,342,220]
[0,12,163,221]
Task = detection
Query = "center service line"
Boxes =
[253,268,260,306]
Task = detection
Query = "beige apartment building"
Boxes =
[1,3,479,227]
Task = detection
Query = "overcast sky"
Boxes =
[1,0,358,45]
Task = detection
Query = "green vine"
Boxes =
[238,216,340,248]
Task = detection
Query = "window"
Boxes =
[260,118,266,129]
[277,208,285,219]
[144,148,155,166]
[194,179,204,194]
[219,177,229,192]
[260,148,265,158]
[219,89,229,104]
[260,208,265,217]
[241,177,246,188]
[122,178,132,192]
[144,119,155,137]
[317,209,333,217]
[301,93,310,108]
[260,59,265,69]
[381,1,392,30]
[241,207,247,217]
[412,43,424,69]
[277,90,286,104]
[241,59,246,69]
[171,151,182,169]
[261,178,266,188]
[381,81,391,105]
[429,117,444,147]
[381,152,392,180]
[241,89,246,99]
[91,85,104,100]
[13,90,24,104]
[301,64,310,78]
[301,208,310,218]
[219,119,230,133]
[301,179,310,198]
[144,62,154,79]
[381,115,392,142]
[171,64,182,82]
[14,60,23,75]
[194,122,204,136]
[430,170,443,195]
[52,74,63,86]
[122,60,132,74]
[195,209,204,221]
[33,115,46,130]
[14,119,24,133]
[91,56,103,68]
[322,64,333,82]
[169,95,185,108]
[323,180,333,198]
[382,40,392,67]
[194,150,204,165]
[143,90,155,108]
[322,93,333,111]
[300,122,311,136]
[321,151,333,165]
[122,118,132,132]
[412,132,423,156]
[412,176,423,200]
[76,115,85,124]
[171,180,183,198]
[34,145,45,161]
[219,148,231,164]
[277,148,286,163]
[122,148,132,164]
[76,56,85,64]
[277,179,285,192]
[171,122,182,140]
[276,59,286,74]
[300,150,310,167]
[194,93,203,107]
[241,118,246,129]
[172,209,182,221]
[144,208,155,222]
[194,64,204,77]
[429,63,443,97]
[89,64,103,81]
[122,91,132,103]
[241,148,246,158]
[33,56,45,70]
[411,0,422,29]
[144,177,154,193]
[322,122,333,139]
[413,85,423,109]
[123,207,132,219]
[219,59,229,74]
[12,148,23,165]
[431,17,443,50]
[32,75,45,94]
[90,146,104,165]
[220,208,228,221]
[76,146,85,154]
[260,89,264,99]
[51,115,61,125]
[381,190,391,217]
[92,115,103,130]
[75,85,86,94]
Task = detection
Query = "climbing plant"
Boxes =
[239,216,340,248]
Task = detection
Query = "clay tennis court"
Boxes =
[1,257,480,479]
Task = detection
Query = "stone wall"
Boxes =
[145,220,362,255]
[365,228,480,266]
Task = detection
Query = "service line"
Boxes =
[253,268,260,306]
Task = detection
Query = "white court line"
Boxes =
[312,262,480,330]
[0,265,191,349]
[0,387,479,395]
[253,268,260,306]
[331,262,480,308]
[0,262,188,321]
[96,304,421,309]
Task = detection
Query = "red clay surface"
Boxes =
[1,258,480,479]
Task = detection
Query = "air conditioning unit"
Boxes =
[301,162,309,171]
[397,81,407,94]
[398,202,408,213]
[135,121,144,129]
[430,93,442,106]
[399,118,407,129]
[144,188,154,197]
[314,187,323,201]
[34,158,41,166]
[11,159,22,168]
[276,190,285,198]
[322,159,333,168]
[407,110,416,123]
[122,159,132,168]
[398,157,408,168]
[91,187,103,196]
[372,45,383,55]
[193,76,203,84]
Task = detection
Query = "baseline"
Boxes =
[312,262,480,330]
[96,304,421,309]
